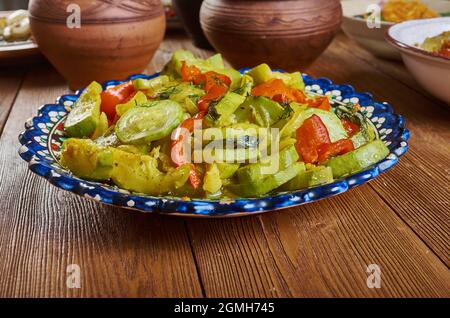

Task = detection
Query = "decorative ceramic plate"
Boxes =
[18,71,410,217]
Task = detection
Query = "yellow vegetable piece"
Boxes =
[115,91,148,117]
[203,164,223,194]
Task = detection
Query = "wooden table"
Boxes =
[0,31,449,298]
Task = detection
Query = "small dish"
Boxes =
[341,0,450,60]
[0,39,39,63]
[18,70,409,218]
[0,10,40,65]
[163,0,183,30]
[386,17,450,104]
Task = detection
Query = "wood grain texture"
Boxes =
[0,68,25,134]
[187,186,450,298]
[370,156,450,267]
[0,32,448,298]
[0,65,202,297]
[305,33,450,265]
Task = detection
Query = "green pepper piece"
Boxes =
[246,64,305,90]
[216,163,240,179]
[281,166,332,191]
[132,75,170,91]
[228,163,304,197]
[240,96,286,127]
[246,63,272,85]
[273,71,305,91]
[183,97,199,115]
[162,50,227,78]
[236,145,299,185]
[206,54,225,69]
[234,74,254,97]
[162,50,196,77]
[217,68,242,90]
[205,92,246,126]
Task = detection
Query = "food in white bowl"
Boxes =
[420,30,450,58]
[387,17,450,104]
[370,0,440,23]
[341,0,450,60]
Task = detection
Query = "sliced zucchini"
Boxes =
[227,163,304,197]
[115,100,184,144]
[236,145,299,184]
[64,81,102,138]
[325,139,389,179]
[132,75,170,91]
[91,112,109,140]
[216,68,242,90]
[281,166,333,191]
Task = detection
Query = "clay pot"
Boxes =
[29,0,165,90]
[172,0,212,49]
[200,0,342,71]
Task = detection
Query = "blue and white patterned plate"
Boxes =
[18,71,410,217]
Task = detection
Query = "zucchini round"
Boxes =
[115,100,184,144]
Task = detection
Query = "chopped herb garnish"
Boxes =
[279,102,294,120]
[205,100,221,122]
[158,85,179,100]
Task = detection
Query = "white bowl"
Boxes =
[341,0,450,60]
[387,17,450,104]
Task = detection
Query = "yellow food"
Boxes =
[0,9,31,42]
[421,31,450,52]
[382,0,439,23]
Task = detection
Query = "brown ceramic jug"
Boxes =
[200,0,342,71]
[29,0,165,90]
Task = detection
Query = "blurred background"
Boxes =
[0,0,29,10]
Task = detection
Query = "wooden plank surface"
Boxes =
[306,33,450,265]
[187,183,450,298]
[0,67,25,134]
[0,65,202,297]
[0,31,448,298]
